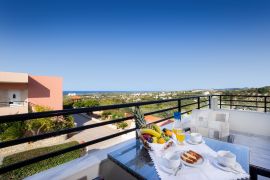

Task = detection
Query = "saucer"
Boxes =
[186,139,205,145]
[158,160,181,174]
[212,159,237,172]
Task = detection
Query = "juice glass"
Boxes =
[176,132,185,143]
[172,128,185,144]
[172,128,182,135]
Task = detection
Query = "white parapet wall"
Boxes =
[216,109,270,137]
[25,139,137,180]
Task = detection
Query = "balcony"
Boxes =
[0,95,269,180]
[0,101,28,116]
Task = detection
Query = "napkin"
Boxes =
[148,141,249,180]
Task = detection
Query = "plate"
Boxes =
[157,159,181,174]
[180,151,205,167]
[212,159,237,172]
[186,139,205,145]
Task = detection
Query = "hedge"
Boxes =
[0,141,86,180]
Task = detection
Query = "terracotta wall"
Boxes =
[28,76,63,110]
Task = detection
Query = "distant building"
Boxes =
[145,115,173,127]
[0,72,63,116]
[70,95,81,102]
[67,93,77,96]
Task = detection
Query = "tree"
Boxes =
[0,122,24,141]
[24,105,54,136]
[83,99,99,107]
[258,87,268,94]
[52,115,75,131]
[0,105,75,141]
[73,101,84,108]
[73,99,100,108]
[63,98,74,109]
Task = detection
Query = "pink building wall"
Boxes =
[0,83,28,90]
[28,76,63,110]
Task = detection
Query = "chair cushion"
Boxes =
[209,111,230,123]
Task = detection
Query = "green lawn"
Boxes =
[0,141,86,180]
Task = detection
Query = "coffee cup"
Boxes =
[217,151,236,167]
[160,151,180,169]
[190,133,202,143]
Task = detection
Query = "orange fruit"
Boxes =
[158,138,166,144]
[165,130,173,137]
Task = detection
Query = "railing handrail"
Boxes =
[0,95,210,175]
[0,95,210,123]
[213,94,269,112]
[212,94,270,98]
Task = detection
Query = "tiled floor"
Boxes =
[231,131,270,180]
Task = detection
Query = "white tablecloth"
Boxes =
[149,141,249,180]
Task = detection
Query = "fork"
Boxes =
[174,162,183,176]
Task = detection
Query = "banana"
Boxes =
[152,124,162,134]
[140,128,161,138]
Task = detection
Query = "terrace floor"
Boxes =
[231,131,270,169]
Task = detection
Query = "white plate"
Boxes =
[212,159,236,172]
[158,160,181,174]
[180,151,205,167]
[186,139,205,145]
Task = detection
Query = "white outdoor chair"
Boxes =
[208,111,230,140]
[189,109,212,137]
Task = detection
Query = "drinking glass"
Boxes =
[172,128,185,144]
[176,132,185,143]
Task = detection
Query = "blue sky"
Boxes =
[0,0,270,91]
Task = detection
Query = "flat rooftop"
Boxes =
[0,72,28,83]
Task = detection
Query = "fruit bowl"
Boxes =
[137,129,153,151]
[137,124,173,151]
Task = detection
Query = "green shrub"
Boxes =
[116,121,128,129]
[101,111,112,120]
[53,115,75,131]
[101,110,125,120]
[0,141,86,180]
[63,98,74,109]
[73,101,84,108]
[83,99,99,107]
[73,99,100,108]
[0,105,75,140]
[0,122,24,141]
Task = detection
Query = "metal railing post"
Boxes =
[264,97,267,113]
[177,99,181,113]
[197,97,200,109]
[135,106,139,139]
[219,95,222,109]
[230,95,233,109]
[208,95,211,109]
[250,165,258,180]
